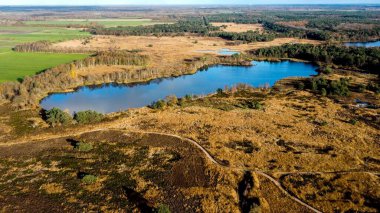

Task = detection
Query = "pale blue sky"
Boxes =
[0,0,378,5]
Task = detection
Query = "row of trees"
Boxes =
[209,31,276,43]
[262,22,331,41]
[0,50,150,108]
[89,18,220,36]
[89,18,278,43]
[250,44,380,72]
[1,51,251,109]
[13,40,51,52]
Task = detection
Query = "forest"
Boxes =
[250,44,380,73]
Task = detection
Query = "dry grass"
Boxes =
[40,183,65,194]
[212,22,264,33]
[276,21,309,28]
[280,173,380,212]
[52,35,320,76]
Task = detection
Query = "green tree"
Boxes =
[74,110,104,124]
[45,107,72,126]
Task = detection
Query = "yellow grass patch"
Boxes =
[40,183,65,194]
[52,35,320,76]
[212,22,264,33]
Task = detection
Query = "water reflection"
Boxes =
[41,60,318,114]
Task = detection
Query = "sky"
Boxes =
[0,0,378,5]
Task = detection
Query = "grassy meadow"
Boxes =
[0,18,169,82]
[0,52,88,82]
[0,26,90,81]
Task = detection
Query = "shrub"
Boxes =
[81,175,97,184]
[74,110,104,124]
[216,88,224,95]
[184,94,192,101]
[45,107,72,126]
[357,84,366,93]
[349,119,358,125]
[319,66,332,74]
[309,77,350,96]
[157,204,171,213]
[321,88,327,96]
[74,141,93,152]
[150,100,166,109]
[165,95,178,106]
[367,82,380,94]
[296,82,305,90]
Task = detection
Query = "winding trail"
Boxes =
[133,130,322,213]
[2,128,379,212]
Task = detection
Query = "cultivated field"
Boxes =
[24,18,170,27]
[0,52,88,82]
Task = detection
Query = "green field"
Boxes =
[0,25,90,82]
[0,26,90,52]
[24,19,167,28]
[0,52,88,82]
[0,19,167,82]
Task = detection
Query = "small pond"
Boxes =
[194,48,240,55]
[40,60,318,114]
[345,40,380,48]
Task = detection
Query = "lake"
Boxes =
[345,40,380,48]
[40,60,318,114]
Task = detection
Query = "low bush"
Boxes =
[74,141,93,152]
[309,77,350,96]
[150,100,167,109]
[157,204,171,213]
[74,110,104,124]
[81,175,97,184]
[45,107,72,126]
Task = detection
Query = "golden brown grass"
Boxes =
[211,22,264,33]
[52,35,320,76]
[276,20,309,28]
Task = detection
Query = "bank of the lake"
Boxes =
[41,60,318,114]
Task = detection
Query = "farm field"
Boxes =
[0,26,90,51]
[0,26,90,81]
[0,51,88,82]
[24,18,170,27]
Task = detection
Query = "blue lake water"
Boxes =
[40,60,318,114]
[345,40,380,48]
[194,48,240,55]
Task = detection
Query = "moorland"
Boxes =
[0,5,379,213]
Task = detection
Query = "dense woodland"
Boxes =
[250,44,380,73]
[207,12,380,42]
[90,18,219,36]
[89,18,277,43]
[90,12,380,42]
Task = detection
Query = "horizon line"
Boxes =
[1,3,380,6]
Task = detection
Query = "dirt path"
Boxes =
[128,130,322,213]
[3,128,378,213]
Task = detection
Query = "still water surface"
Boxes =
[41,60,318,114]
[345,40,380,48]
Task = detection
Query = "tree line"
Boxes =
[89,18,219,36]
[89,18,277,43]
[0,51,251,109]
[250,44,380,73]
